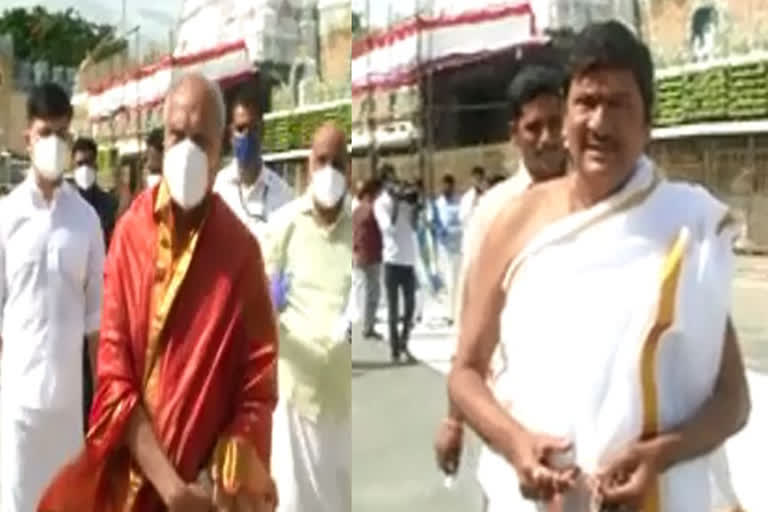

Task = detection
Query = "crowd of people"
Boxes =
[0,72,352,512]
[351,160,512,363]
[0,16,756,512]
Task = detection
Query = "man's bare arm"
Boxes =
[125,406,185,505]
[652,317,750,470]
[444,191,496,427]
[447,203,533,462]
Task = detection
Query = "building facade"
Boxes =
[0,35,28,158]
[643,0,768,247]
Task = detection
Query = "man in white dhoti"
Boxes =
[449,21,750,511]
[264,122,352,512]
[435,64,567,479]
[0,83,105,511]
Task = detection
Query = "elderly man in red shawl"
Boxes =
[39,73,278,512]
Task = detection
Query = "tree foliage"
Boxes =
[0,6,126,67]
[352,11,361,34]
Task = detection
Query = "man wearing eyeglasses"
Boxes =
[214,84,294,246]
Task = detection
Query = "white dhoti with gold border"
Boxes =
[477,157,737,511]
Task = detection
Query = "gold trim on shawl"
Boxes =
[210,437,276,500]
[144,182,209,410]
[639,228,688,512]
[124,182,209,509]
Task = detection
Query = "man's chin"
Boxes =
[578,153,615,176]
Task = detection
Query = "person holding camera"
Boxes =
[374,164,419,363]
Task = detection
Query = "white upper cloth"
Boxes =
[373,190,417,267]
[0,174,105,415]
[213,159,294,246]
[477,157,736,510]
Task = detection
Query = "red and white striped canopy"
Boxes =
[351,2,547,96]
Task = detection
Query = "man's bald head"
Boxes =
[165,73,226,135]
[309,122,349,176]
[163,73,226,187]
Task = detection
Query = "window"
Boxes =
[691,6,718,61]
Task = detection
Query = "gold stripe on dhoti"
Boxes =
[639,228,688,511]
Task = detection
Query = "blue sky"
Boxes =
[2,0,183,52]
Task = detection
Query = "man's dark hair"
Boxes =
[507,65,564,121]
[27,82,73,122]
[471,166,485,178]
[442,174,455,185]
[488,174,507,187]
[231,83,263,118]
[379,163,396,181]
[72,137,97,157]
[567,20,654,121]
[146,128,164,152]
[360,177,382,199]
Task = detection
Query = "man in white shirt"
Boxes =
[435,64,567,499]
[0,82,105,512]
[431,174,463,324]
[458,165,486,228]
[213,84,294,246]
[373,165,418,363]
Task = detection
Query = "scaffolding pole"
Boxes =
[365,0,378,178]
[416,0,424,187]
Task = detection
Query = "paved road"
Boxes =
[732,256,768,371]
[352,339,484,512]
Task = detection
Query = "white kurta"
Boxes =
[213,160,294,247]
[0,176,104,511]
[477,157,736,511]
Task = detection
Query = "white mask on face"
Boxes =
[32,135,70,181]
[311,164,347,209]
[145,174,162,189]
[162,139,209,210]
[73,165,97,190]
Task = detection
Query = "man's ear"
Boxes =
[508,120,517,140]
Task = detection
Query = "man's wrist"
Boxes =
[496,422,529,469]
[643,432,682,472]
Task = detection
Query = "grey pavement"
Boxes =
[352,338,484,512]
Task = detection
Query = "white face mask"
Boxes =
[73,165,97,190]
[145,174,162,189]
[311,164,347,209]
[162,139,209,210]
[32,135,70,181]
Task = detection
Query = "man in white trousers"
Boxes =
[431,173,463,324]
[264,122,353,512]
[0,82,104,511]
